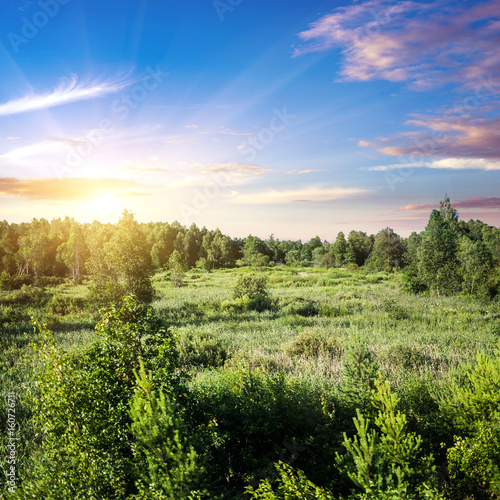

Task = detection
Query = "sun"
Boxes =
[91,194,120,212]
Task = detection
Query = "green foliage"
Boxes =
[1,285,48,306]
[340,341,380,415]
[402,266,427,294]
[47,295,86,316]
[436,347,500,498]
[177,330,229,368]
[380,344,426,370]
[337,377,439,499]
[168,249,186,288]
[380,297,409,320]
[129,361,205,499]
[88,211,154,308]
[418,209,460,296]
[492,320,500,338]
[280,297,319,317]
[368,228,404,272]
[19,295,179,499]
[233,274,270,300]
[284,331,342,358]
[191,367,324,494]
[245,461,335,499]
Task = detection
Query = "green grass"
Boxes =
[1,266,499,495]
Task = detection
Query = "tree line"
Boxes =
[0,196,499,299]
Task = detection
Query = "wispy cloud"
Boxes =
[48,136,87,147]
[187,163,271,177]
[0,177,147,200]
[201,126,252,137]
[232,186,369,204]
[286,169,326,175]
[0,74,132,116]
[368,158,500,171]
[295,0,500,89]
[375,115,500,160]
[399,197,500,211]
[161,136,199,145]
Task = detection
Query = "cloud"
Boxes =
[185,125,199,129]
[294,0,500,89]
[0,177,147,200]
[0,74,132,116]
[201,127,252,137]
[0,125,163,168]
[368,158,500,171]
[0,140,64,166]
[48,136,87,147]
[374,114,500,160]
[161,137,199,145]
[399,197,500,211]
[122,164,169,173]
[286,169,326,175]
[6,137,21,141]
[232,186,369,204]
[188,163,271,177]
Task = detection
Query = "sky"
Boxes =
[0,0,499,241]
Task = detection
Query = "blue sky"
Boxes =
[0,0,499,240]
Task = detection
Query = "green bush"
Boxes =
[380,344,426,369]
[337,378,440,499]
[247,293,274,312]
[0,305,23,326]
[0,270,12,291]
[233,274,269,300]
[492,320,500,338]
[2,285,47,306]
[177,330,229,368]
[19,295,181,499]
[402,267,427,294]
[47,295,86,316]
[436,348,500,498]
[226,350,280,372]
[280,298,319,317]
[284,331,342,358]
[381,297,409,320]
[190,368,324,494]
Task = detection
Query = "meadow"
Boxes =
[1,266,500,498]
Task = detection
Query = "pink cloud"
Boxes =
[295,0,500,89]
[376,114,500,159]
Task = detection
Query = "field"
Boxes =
[1,266,500,498]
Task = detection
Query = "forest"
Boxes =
[1,195,500,499]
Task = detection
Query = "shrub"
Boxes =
[492,320,500,338]
[226,350,280,372]
[402,267,427,294]
[436,348,500,498]
[4,285,47,306]
[0,305,23,326]
[233,274,269,300]
[337,378,440,499]
[280,298,319,317]
[247,293,274,312]
[0,270,12,290]
[47,295,86,316]
[379,344,426,369]
[284,331,342,358]
[190,368,324,493]
[177,330,229,368]
[20,295,180,498]
[381,297,409,320]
